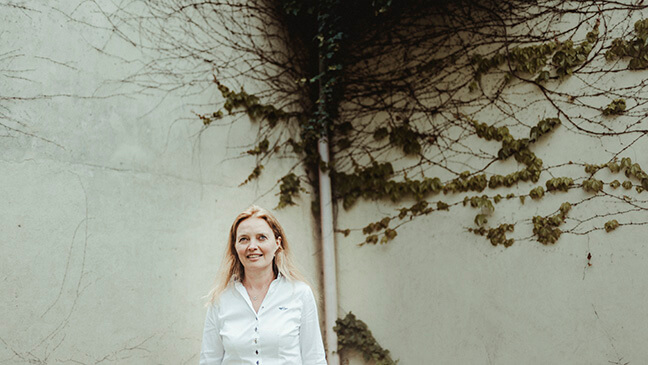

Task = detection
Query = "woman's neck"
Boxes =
[243,268,275,290]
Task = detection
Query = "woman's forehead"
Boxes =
[237,217,273,235]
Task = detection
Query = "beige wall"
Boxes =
[333,18,648,365]
[1,2,319,364]
[337,202,648,364]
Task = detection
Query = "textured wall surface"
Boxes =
[337,203,648,364]
[332,31,648,365]
[1,2,319,364]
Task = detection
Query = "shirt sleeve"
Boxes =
[299,286,328,365]
[200,303,224,365]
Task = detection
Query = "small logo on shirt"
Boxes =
[278,306,288,310]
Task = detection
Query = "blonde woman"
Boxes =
[200,205,327,365]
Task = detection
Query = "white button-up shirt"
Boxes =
[200,275,327,365]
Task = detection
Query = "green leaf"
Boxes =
[474,214,488,227]
[604,220,619,232]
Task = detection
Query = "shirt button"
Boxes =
[254,338,258,344]
[255,327,258,332]
[255,350,259,355]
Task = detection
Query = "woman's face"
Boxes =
[235,217,281,275]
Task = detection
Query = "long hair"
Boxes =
[206,205,310,304]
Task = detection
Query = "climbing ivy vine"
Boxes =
[188,3,648,250]
[334,312,398,365]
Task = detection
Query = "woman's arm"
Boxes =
[299,287,328,365]
[200,304,224,365]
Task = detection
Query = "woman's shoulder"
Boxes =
[279,274,307,288]
[279,276,316,299]
[208,282,239,308]
[294,280,313,294]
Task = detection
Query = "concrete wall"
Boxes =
[1,2,319,364]
[3,2,648,365]
[334,11,648,365]
[337,200,648,364]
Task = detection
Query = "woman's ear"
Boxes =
[275,236,282,251]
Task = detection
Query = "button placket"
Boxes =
[252,278,276,365]
[254,316,260,362]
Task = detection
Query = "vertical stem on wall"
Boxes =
[318,136,340,365]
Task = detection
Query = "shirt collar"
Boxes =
[234,271,283,285]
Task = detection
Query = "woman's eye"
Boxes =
[259,235,267,240]
[238,237,248,243]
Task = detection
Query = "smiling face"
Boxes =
[234,216,281,276]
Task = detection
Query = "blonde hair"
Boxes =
[206,205,311,304]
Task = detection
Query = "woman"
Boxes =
[200,205,327,365]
